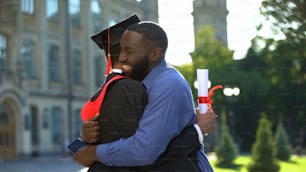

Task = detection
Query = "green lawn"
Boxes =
[209,155,306,172]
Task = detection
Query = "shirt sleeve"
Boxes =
[96,76,196,166]
[193,124,204,144]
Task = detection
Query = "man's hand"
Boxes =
[73,145,99,167]
[81,114,101,144]
[196,109,218,134]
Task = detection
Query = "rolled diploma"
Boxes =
[197,69,208,114]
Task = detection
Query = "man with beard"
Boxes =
[74,16,216,172]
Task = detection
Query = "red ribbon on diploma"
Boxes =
[198,85,223,110]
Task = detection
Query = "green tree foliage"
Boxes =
[247,115,280,172]
[252,34,306,148]
[275,119,291,161]
[190,26,233,98]
[260,0,306,43]
[175,64,197,97]
[191,26,233,70]
[228,47,270,152]
[215,114,239,167]
[177,26,233,104]
[241,0,306,151]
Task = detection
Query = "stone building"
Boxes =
[0,0,157,159]
[193,0,228,45]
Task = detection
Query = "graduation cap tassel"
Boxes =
[105,28,112,76]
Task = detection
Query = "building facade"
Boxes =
[193,0,228,45]
[0,0,157,159]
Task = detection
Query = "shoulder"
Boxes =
[159,67,189,87]
[148,67,190,95]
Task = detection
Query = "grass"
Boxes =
[209,154,306,172]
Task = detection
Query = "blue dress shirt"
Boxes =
[96,59,213,172]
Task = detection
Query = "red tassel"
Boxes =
[105,28,112,76]
[105,53,112,75]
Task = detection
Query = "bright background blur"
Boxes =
[158,0,265,65]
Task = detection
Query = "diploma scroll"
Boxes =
[197,69,209,114]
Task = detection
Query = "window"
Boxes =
[30,106,39,145]
[0,105,9,124]
[94,55,104,87]
[48,44,60,81]
[42,108,49,129]
[69,0,81,27]
[21,0,34,14]
[24,115,30,130]
[90,0,102,33]
[0,34,6,73]
[72,49,82,84]
[74,109,82,138]
[46,0,59,20]
[51,107,63,144]
[20,39,35,78]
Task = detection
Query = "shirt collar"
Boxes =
[111,69,123,74]
[143,59,167,90]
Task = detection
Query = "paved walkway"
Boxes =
[0,156,88,172]
[0,154,217,172]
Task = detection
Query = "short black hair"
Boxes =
[127,21,168,54]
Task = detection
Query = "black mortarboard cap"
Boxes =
[90,14,140,55]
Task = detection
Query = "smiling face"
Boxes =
[119,22,168,81]
[119,30,153,81]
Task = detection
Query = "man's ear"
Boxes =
[150,47,163,63]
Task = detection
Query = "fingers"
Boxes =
[206,109,218,118]
[81,120,101,143]
[196,109,218,134]
[83,121,100,131]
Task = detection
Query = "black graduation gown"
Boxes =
[88,74,200,172]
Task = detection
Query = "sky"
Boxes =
[158,0,264,66]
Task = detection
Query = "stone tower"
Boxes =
[193,0,228,45]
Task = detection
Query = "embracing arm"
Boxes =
[75,109,217,167]
[93,76,198,166]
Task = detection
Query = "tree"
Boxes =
[177,26,233,104]
[229,46,270,152]
[258,0,306,149]
[189,25,233,104]
[215,113,239,167]
[275,119,291,161]
[247,115,280,172]
[260,0,306,43]
[191,26,233,70]
[253,35,306,148]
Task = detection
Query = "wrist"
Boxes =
[89,145,99,161]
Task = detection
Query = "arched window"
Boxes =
[0,104,8,124]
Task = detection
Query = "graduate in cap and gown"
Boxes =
[75,15,203,172]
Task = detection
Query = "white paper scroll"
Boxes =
[197,69,208,114]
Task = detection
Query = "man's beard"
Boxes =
[130,56,150,81]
